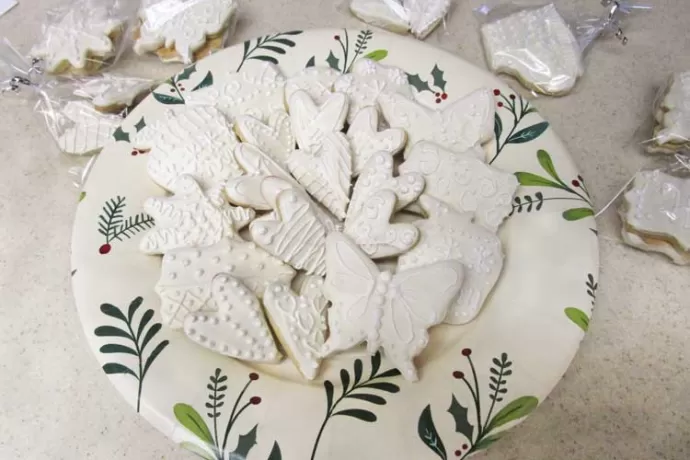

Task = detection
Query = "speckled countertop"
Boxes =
[1,0,689,459]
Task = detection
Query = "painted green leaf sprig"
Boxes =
[152,64,214,105]
[565,273,598,332]
[306,29,386,72]
[237,30,303,71]
[97,196,154,254]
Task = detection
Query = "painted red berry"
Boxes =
[462,444,468,450]
[497,102,503,108]
[99,243,112,255]
[131,150,138,156]
[334,35,340,40]
[462,348,472,356]
[170,88,175,93]
[509,94,516,100]
[454,450,462,456]
[453,370,464,379]
[441,93,448,100]
[572,180,580,187]
[250,396,262,405]
[435,92,441,97]
[493,89,500,96]
[249,372,259,381]
[435,98,442,104]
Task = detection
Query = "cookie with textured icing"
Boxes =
[398,195,504,324]
[405,0,450,39]
[44,100,121,155]
[620,170,690,264]
[183,274,281,362]
[344,190,419,259]
[648,72,690,154]
[133,0,238,64]
[333,58,414,122]
[285,67,340,106]
[480,3,583,95]
[234,111,295,167]
[31,7,124,75]
[399,142,517,231]
[287,90,352,219]
[349,0,410,35]
[134,105,242,190]
[249,188,327,276]
[263,276,328,380]
[225,175,293,211]
[321,232,464,381]
[74,75,154,114]
[346,106,407,176]
[378,88,495,158]
[156,236,296,328]
[140,175,255,254]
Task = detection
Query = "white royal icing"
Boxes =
[48,100,120,155]
[480,3,583,95]
[140,175,255,254]
[30,7,123,72]
[249,189,327,276]
[285,67,340,106]
[344,190,419,259]
[74,75,153,110]
[656,71,690,146]
[234,111,295,167]
[398,195,504,324]
[378,88,495,158]
[263,277,329,380]
[134,0,238,64]
[321,232,464,381]
[405,0,450,39]
[621,226,690,265]
[136,105,242,190]
[399,142,518,231]
[333,58,413,123]
[225,175,293,211]
[346,106,407,176]
[156,236,296,328]
[183,274,281,363]
[349,0,410,35]
[287,90,353,219]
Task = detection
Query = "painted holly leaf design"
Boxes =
[231,424,258,458]
[565,307,589,332]
[134,117,146,132]
[266,442,282,460]
[407,73,431,93]
[447,395,474,440]
[506,121,550,144]
[326,51,340,71]
[177,64,197,82]
[418,405,447,459]
[431,64,446,91]
[563,208,595,221]
[363,49,388,61]
[113,126,129,142]
[305,56,316,68]
[485,396,538,433]
[192,71,214,91]
[152,92,185,105]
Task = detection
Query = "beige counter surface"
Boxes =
[1,0,689,458]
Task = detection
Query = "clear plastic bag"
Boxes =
[0,37,42,96]
[644,71,690,155]
[133,0,240,64]
[29,0,137,75]
[473,1,650,96]
[346,0,453,39]
[72,73,156,115]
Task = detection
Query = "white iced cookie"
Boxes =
[187,61,286,122]
[400,142,518,231]
[480,3,583,95]
[263,277,328,380]
[234,143,298,185]
[74,75,154,113]
[135,106,242,190]
[30,8,123,74]
[183,274,281,363]
[378,88,495,158]
[650,72,690,153]
[285,67,340,106]
[405,0,450,39]
[46,100,121,155]
[333,58,414,122]
[225,175,293,211]
[321,232,464,381]
[346,106,407,176]
[620,170,690,264]
[156,236,296,328]
[234,111,295,167]
[349,0,410,35]
[344,190,419,259]
[287,90,353,219]
[621,227,690,265]
[398,195,504,324]
[140,175,255,254]
[250,189,328,276]
[134,0,238,64]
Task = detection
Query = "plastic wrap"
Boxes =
[0,37,42,96]
[29,0,136,75]
[645,71,690,154]
[72,73,156,115]
[346,0,453,39]
[133,0,240,64]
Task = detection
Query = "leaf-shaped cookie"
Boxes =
[234,111,295,167]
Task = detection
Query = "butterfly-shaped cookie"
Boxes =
[321,232,464,381]
[346,106,407,176]
[234,111,295,167]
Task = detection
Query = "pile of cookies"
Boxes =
[135,58,518,381]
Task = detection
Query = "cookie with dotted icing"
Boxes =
[344,190,419,259]
[620,170,690,263]
[378,88,495,158]
[135,105,242,190]
[73,75,154,114]
[183,274,281,363]
[333,58,413,123]
[349,0,410,35]
[321,232,464,381]
[347,151,425,220]
[649,72,690,154]
[285,67,340,106]
[249,188,328,276]
[156,236,296,328]
[140,175,255,254]
[346,106,407,176]
[480,3,583,96]
[398,195,504,324]
[234,111,295,167]
[133,0,238,64]
[263,276,329,380]
[30,7,124,74]
[405,0,450,39]
[225,175,293,211]
[399,142,518,231]
[287,90,353,219]
[47,100,121,155]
